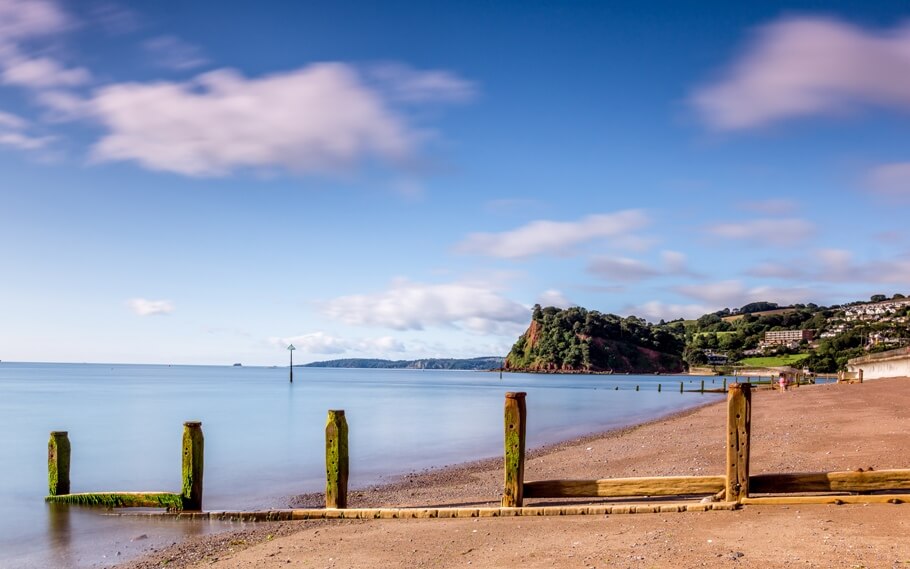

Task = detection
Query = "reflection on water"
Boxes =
[0,363,722,568]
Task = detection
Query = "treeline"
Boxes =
[303,357,503,370]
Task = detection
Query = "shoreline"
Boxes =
[121,379,910,568]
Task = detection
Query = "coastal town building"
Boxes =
[760,329,815,350]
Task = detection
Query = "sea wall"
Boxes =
[847,347,910,380]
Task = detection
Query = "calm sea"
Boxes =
[0,362,722,568]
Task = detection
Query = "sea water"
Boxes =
[0,362,722,568]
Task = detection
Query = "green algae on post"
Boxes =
[181,421,204,511]
[48,431,70,496]
[502,392,527,507]
[325,410,349,509]
[45,492,183,509]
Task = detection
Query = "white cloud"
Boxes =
[706,218,814,246]
[866,162,910,197]
[84,63,469,176]
[322,279,528,334]
[128,298,175,316]
[693,17,910,130]
[269,332,406,355]
[456,210,651,259]
[143,36,208,71]
[1,56,91,88]
[536,289,574,309]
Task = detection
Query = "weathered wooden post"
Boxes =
[325,410,349,509]
[680,381,684,393]
[723,377,727,392]
[502,392,527,507]
[858,369,864,383]
[725,383,751,503]
[181,421,204,511]
[635,385,639,391]
[700,379,705,393]
[48,431,70,496]
[658,383,662,392]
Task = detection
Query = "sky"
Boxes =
[2,0,910,365]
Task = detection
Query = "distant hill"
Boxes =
[302,357,503,370]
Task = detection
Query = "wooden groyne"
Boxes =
[48,381,909,518]
[45,421,203,511]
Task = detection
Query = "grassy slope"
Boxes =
[738,353,809,367]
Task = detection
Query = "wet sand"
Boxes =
[121,378,910,569]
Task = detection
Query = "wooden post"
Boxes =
[48,431,70,496]
[658,383,661,392]
[325,410,349,509]
[858,369,864,383]
[700,379,705,393]
[723,377,727,391]
[181,421,204,511]
[680,381,684,393]
[635,385,639,391]
[725,383,751,503]
[502,392,527,507]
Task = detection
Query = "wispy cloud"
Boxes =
[322,279,528,334]
[865,162,910,197]
[456,210,651,259]
[143,36,209,71]
[0,110,53,150]
[268,332,405,355]
[536,289,574,309]
[737,198,799,215]
[369,63,476,103]
[675,279,816,307]
[624,300,714,322]
[693,17,910,130]
[0,0,88,91]
[706,218,814,246]
[587,250,692,283]
[128,298,175,316]
[587,256,661,282]
[1,56,91,88]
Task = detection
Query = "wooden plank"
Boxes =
[741,495,907,506]
[325,410,349,509]
[181,421,204,511]
[523,475,726,498]
[750,470,910,494]
[48,431,70,497]
[725,383,751,502]
[502,392,527,507]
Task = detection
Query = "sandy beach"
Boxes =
[122,378,910,569]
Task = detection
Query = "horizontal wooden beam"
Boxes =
[523,475,726,499]
[750,469,910,494]
[741,495,907,506]
[111,502,741,521]
[45,492,183,509]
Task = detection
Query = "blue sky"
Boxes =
[2,0,910,365]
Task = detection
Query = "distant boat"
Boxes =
[233,363,242,367]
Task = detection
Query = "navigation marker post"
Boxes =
[288,344,296,383]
